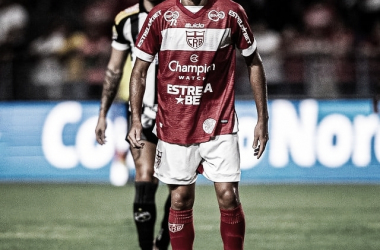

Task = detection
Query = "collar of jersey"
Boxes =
[176,0,215,19]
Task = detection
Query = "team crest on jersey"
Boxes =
[164,11,179,26]
[169,223,184,233]
[203,118,216,134]
[186,31,205,49]
[208,10,225,22]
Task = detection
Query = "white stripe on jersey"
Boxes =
[112,16,133,51]
[111,40,129,51]
[160,28,232,52]
[122,16,133,50]
[135,47,155,62]
[241,39,257,57]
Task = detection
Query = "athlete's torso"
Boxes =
[135,0,256,144]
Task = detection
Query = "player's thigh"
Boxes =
[200,134,241,182]
[214,182,241,209]
[130,140,157,182]
[154,140,201,185]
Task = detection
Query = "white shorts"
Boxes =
[153,133,241,185]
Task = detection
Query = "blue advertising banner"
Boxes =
[0,101,128,183]
[0,99,379,184]
[236,99,380,183]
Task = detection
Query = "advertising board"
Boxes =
[1,99,379,184]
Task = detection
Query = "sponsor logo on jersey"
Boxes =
[186,30,205,49]
[203,118,217,134]
[228,10,252,44]
[208,10,225,22]
[190,54,198,63]
[169,223,184,233]
[164,11,179,26]
[134,211,152,222]
[168,61,215,76]
[138,10,162,47]
[167,83,213,105]
[185,23,205,28]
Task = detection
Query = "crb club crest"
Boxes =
[169,223,184,233]
[186,30,205,49]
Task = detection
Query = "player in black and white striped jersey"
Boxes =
[95,1,170,249]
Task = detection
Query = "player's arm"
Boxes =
[244,49,269,159]
[127,57,151,148]
[95,48,129,145]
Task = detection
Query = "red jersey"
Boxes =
[135,0,256,144]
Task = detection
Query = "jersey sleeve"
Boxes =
[111,11,132,51]
[134,9,162,62]
[230,5,257,57]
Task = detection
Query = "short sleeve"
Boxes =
[230,5,257,57]
[111,15,131,51]
[135,9,162,61]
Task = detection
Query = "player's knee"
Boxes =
[171,191,194,210]
[135,164,156,182]
[217,188,239,209]
[135,171,156,182]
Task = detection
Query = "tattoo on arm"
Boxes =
[99,68,122,116]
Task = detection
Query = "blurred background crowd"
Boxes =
[0,0,379,101]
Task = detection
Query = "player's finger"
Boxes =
[95,130,106,145]
[256,135,269,159]
[256,143,266,159]
[252,136,259,151]
[128,129,143,149]
[253,145,259,154]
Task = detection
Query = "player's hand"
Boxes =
[253,119,269,159]
[127,122,145,149]
[95,117,107,145]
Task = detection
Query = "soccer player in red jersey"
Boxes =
[95,1,171,249]
[128,0,269,249]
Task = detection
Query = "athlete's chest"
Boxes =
[160,7,230,30]
[158,8,234,52]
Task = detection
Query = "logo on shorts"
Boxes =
[186,30,205,49]
[155,150,162,168]
[169,223,184,233]
[203,118,216,134]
